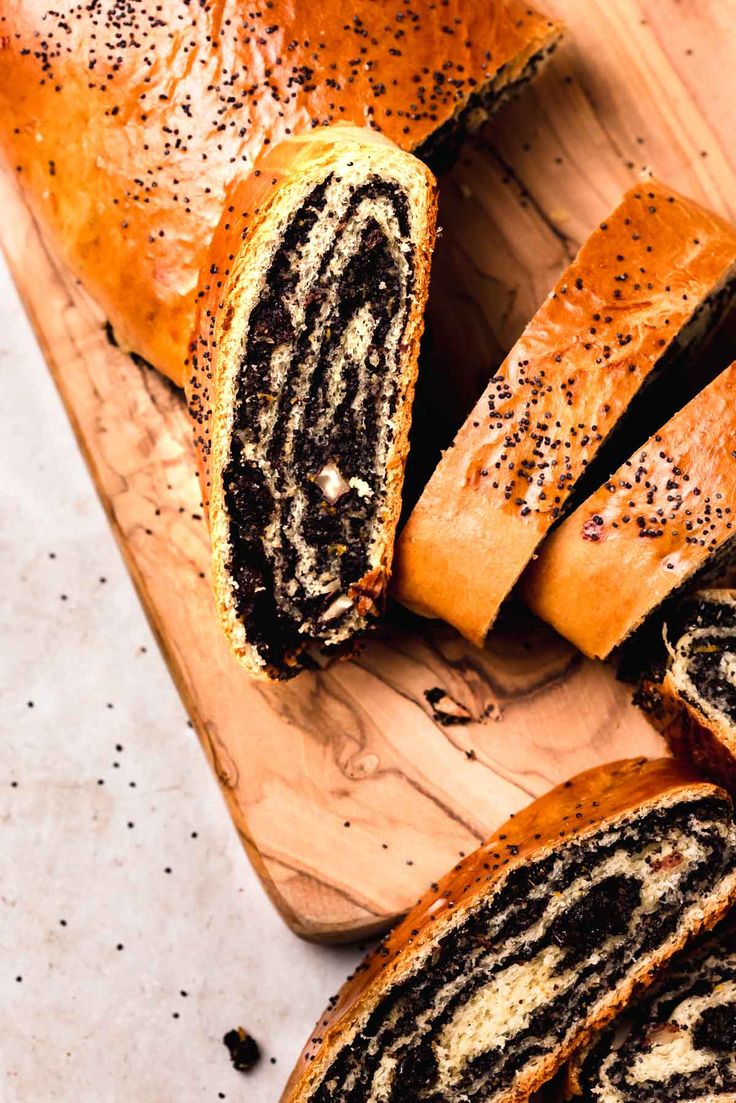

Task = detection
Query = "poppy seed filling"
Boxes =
[668,594,736,724]
[308,797,736,1103]
[576,923,736,1101]
[222,174,417,674]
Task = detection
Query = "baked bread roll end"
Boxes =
[188,126,437,679]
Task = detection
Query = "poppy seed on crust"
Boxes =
[394,180,736,648]
[0,0,563,385]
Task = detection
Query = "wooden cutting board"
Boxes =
[3,0,735,943]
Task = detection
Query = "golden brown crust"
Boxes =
[189,124,437,678]
[522,361,736,660]
[282,757,736,1102]
[0,0,562,384]
[392,182,736,647]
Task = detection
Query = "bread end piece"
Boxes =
[188,126,437,678]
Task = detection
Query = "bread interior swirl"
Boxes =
[621,552,736,686]
[667,592,736,726]
[308,797,736,1103]
[219,168,423,674]
[576,925,736,1102]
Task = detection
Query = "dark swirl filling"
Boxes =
[669,594,736,723]
[310,798,735,1103]
[577,923,736,1101]
[223,175,416,675]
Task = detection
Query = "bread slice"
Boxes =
[637,590,736,791]
[566,920,736,1101]
[282,758,736,1103]
[188,126,436,679]
[523,361,736,660]
[0,0,562,383]
[393,182,736,647]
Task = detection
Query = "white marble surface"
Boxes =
[0,255,362,1102]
